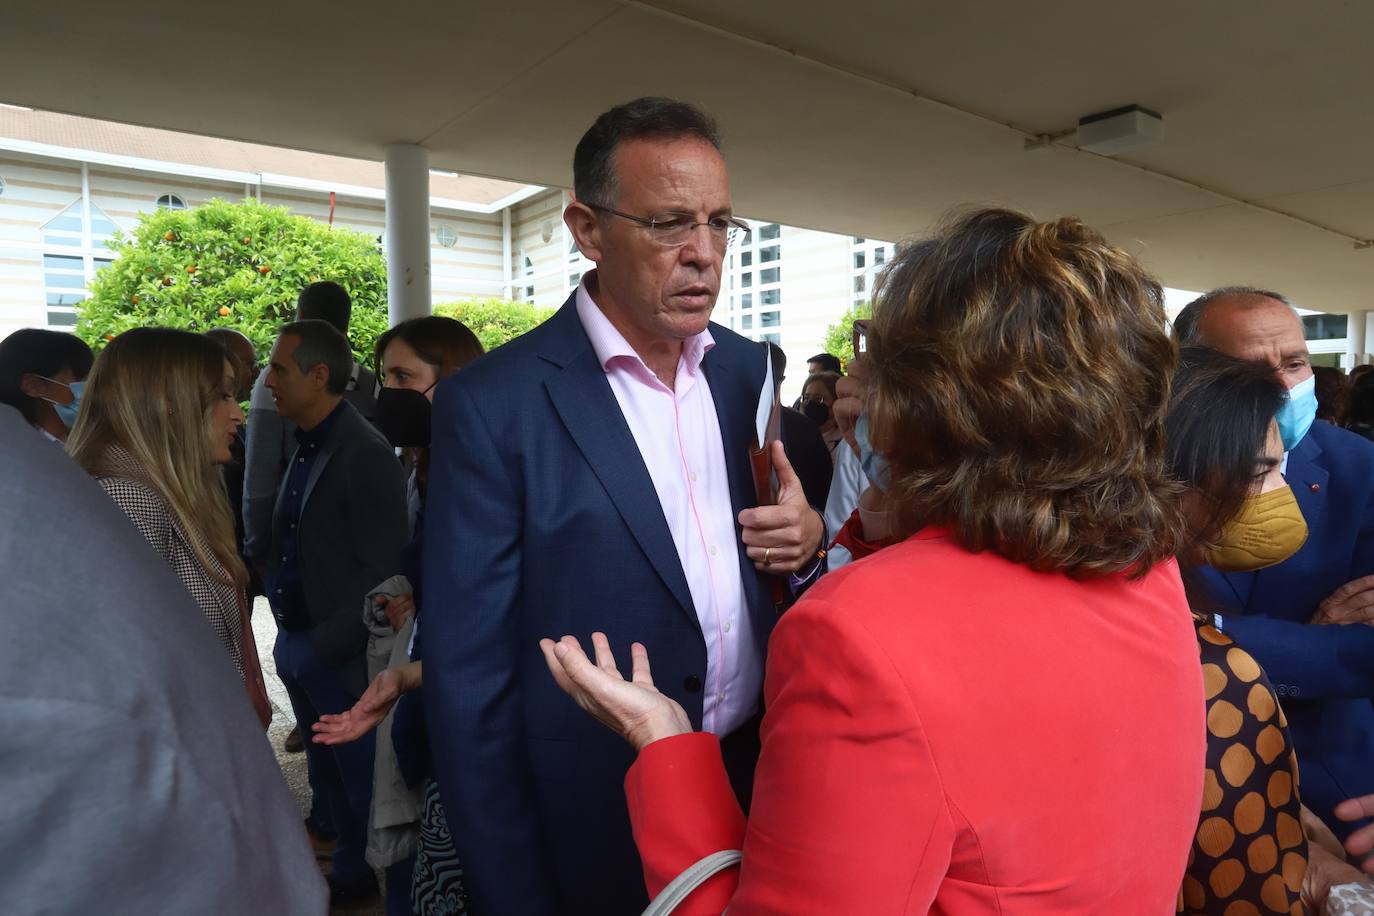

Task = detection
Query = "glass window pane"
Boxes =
[47,274,87,289]
[853,252,865,269]
[875,248,887,265]
[43,254,84,270]
[761,332,781,345]
[46,310,79,327]
[762,289,781,306]
[852,236,865,244]
[760,268,780,285]
[760,224,780,241]
[43,232,81,248]
[47,291,86,306]
[741,251,752,267]
[761,311,781,328]
[741,273,753,288]
[45,214,83,233]
[741,293,752,309]
[742,315,753,330]
[759,245,779,263]
[854,275,866,293]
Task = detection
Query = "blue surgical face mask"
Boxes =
[854,413,891,492]
[41,378,84,429]
[1276,373,1317,452]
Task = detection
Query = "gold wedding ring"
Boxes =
[763,547,772,567]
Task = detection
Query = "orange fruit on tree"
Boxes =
[130,295,140,305]
[186,265,197,273]
[258,265,271,274]
[164,230,176,241]
[218,306,231,317]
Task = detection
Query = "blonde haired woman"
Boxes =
[68,327,270,728]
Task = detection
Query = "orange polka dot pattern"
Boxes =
[1179,622,1307,915]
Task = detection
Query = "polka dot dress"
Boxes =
[1179,621,1308,915]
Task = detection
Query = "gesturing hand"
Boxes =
[313,667,406,746]
[738,440,825,574]
[375,593,415,631]
[539,632,692,752]
[1337,794,1374,872]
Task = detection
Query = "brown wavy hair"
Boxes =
[867,208,1185,578]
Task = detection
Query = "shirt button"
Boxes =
[298,457,305,464]
[280,555,287,562]
[718,693,728,703]
[689,471,698,482]
[723,621,732,633]
[290,522,296,530]
[708,545,718,556]
[290,490,298,497]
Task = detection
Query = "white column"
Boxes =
[80,163,93,284]
[1347,310,1368,370]
[502,207,513,301]
[384,144,432,324]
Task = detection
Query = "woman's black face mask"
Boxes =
[375,385,433,447]
[802,400,830,426]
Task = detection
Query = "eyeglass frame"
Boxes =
[585,203,751,249]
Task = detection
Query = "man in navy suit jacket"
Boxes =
[1176,287,1374,837]
[421,98,826,915]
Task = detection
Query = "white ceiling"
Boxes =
[5,0,1372,311]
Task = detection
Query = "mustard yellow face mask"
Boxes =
[1204,485,1309,573]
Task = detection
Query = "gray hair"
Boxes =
[1172,285,1295,346]
[573,97,721,208]
[279,320,352,396]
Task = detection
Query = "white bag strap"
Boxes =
[640,849,742,916]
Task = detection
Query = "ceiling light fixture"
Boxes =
[1076,105,1164,156]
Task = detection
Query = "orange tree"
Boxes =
[76,198,388,363]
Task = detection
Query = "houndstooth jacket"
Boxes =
[95,449,246,679]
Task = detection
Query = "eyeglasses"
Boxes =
[587,204,751,250]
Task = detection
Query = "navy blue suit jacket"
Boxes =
[1198,420,1374,835]
[421,294,777,915]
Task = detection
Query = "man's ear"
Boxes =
[564,199,604,264]
[310,363,330,393]
[19,373,47,398]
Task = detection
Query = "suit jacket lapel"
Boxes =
[700,340,768,617]
[1249,433,1330,605]
[541,305,698,624]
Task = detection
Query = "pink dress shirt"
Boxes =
[576,281,762,736]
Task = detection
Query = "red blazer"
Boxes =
[626,527,1205,914]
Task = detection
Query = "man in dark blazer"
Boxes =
[264,319,410,903]
[1176,287,1374,837]
[422,98,827,915]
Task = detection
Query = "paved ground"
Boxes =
[254,598,387,916]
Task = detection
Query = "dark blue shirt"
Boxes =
[267,400,346,631]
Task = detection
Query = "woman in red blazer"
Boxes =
[543,209,1206,914]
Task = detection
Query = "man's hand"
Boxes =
[738,440,824,574]
[375,593,415,631]
[312,665,412,745]
[539,633,692,752]
[1312,575,1374,626]
[1337,794,1374,872]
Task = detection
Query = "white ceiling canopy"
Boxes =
[5,0,1372,311]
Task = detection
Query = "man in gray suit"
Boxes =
[263,319,410,905]
[0,405,326,915]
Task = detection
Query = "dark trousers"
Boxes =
[385,854,416,916]
[274,628,376,884]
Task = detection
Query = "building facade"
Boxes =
[0,108,1351,408]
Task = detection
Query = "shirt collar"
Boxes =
[294,399,346,449]
[574,272,714,379]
